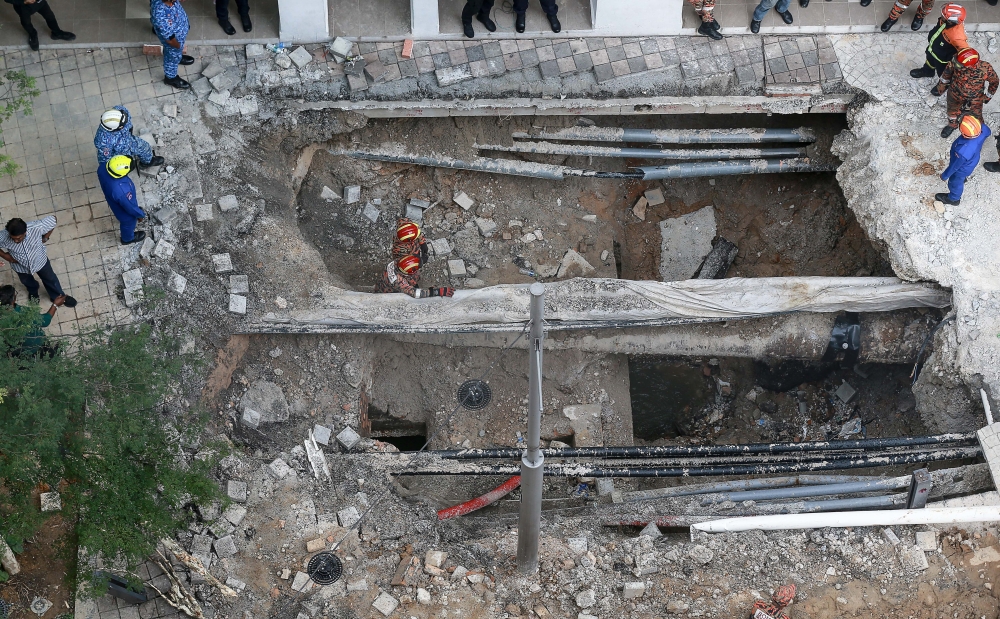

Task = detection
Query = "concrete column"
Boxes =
[591,0,683,35]
[411,0,440,37]
[277,0,330,43]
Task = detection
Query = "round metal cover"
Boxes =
[0,599,11,619]
[307,552,343,585]
[457,379,492,410]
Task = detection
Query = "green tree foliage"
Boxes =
[0,302,221,587]
[0,70,40,176]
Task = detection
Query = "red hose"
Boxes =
[437,476,521,520]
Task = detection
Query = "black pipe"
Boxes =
[394,446,981,477]
[421,433,977,460]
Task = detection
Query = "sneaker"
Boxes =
[219,19,236,35]
[140,155,165,168]
[121,231,146,246]
[984,162,1000,173]
[515,12,526,33]
[880,17,897,31]
[547,13,561,33]
[934,192,960,205]
[777,9,794,23]
[476,12,497,31]
[463,21,475,38]
[164,76,190,89]
[909,66,935,78]
[180,55,195,65]
[911,15,924,29]
[698,21,723,39]
[28,32,38,51]
[750,19,762,33]
[941,125,956,138]
[241,14,253,32]
[51,30,76,41]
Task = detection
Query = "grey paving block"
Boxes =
[573,53,593,72]
[594,62,615,82]
[539,59,561,79]
[607,46,626,62]
[661,49,681,67]
[483,41,502,58]
[821,63,843,81]
[553,42,573,59]
[467,45,486,62]
[802,49,819,67]
[358,42,377,54]
[639,39,659,55]
[798,37,817,52]
[378,49,399,65]
[627,55,647,73]
[779,40,799,56]
[398,59,418,78]
[681,60,701,79]
[767,57,788,74]
[520,48,539,68]
[432,53,451,69]
[587,38,606,51]
[623,43,643,59]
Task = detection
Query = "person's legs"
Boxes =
[513,0,528,13]
[216,0,231,21]
[15,271,40,301]
[775,0,791,13]
[35,260,65,301]
[234,0,250,18]
[946,93,962,128]
[34,1,64,34]
[478,0,495,18]
[538,0,558,16]
[119,215,138,243]
[13,5,38,38]
[159,35,182,78]
[915,0,933,18]
[947,175,965,202]
[462,0,484,23]
[752,0,777,22]
[886,0,913,20]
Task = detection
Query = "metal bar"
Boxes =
[431,433,978,460]
[637,158,836,180]
[700,477,910,504]
[517,283,545,575]
[511,127,817,144]
[475,141,808,160]
[620,475,884,502]
[334,150,570,180]
[907,468,932,508]
[789,493,907,513]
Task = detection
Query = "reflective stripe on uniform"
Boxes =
[927,23,949,65]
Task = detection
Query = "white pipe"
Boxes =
[691,506,1000,533]
[982,389,994,425]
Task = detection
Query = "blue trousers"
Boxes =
[117,215,140,243]
[947,174,966,201]
[157,34,185,78]
[16,259,64,302]
[752,0,790,21]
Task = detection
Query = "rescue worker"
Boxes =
[461,0,496,39]
[909,3,968,78]
[985,140,1000,172]
[879,0,933,31]
[936,115,991,205]
[151,0,194,89]
[392,219,429,264]
[688,0,722,40]
[749,584,796,619]
[375,255,454,299]
[94,106,164,168]
[932,47,997,138]
[97,156,148,245]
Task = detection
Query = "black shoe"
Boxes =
[62,295,77,308]
[880,17,897,31]
[910,66,935,78]
[800,0,809,7]
[984,162,1000,173]
[910,15,923,29]
[241,14,253,32]
[140,155,165,168]
[476,12,496,31]
[51,30,76,41]
[515,12,526,33]
[778,9,794,23]
[860,0,871,6]
[934,192,960,205]
[180,55,195,65]
[750,19,761,33]
[987,0,998,5]
[547,13,561,32]
[219,19,236,35]
[28,32,38,51]
[941,125,956,138]
[463,21,475,38]
[122,231,146,246]
[710,19,721,29]
[164,76,190,89]
[698,21,723,39]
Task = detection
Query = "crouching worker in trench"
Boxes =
[375,255,454,298]
[0,284,65,358]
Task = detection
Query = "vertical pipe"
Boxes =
[517,283,546,574]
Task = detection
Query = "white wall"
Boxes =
[277,0,330,43]
[592,0,683,35]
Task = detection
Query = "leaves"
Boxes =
[0,69,39,178]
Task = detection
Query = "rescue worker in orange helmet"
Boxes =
[392,218,429,264]
[375,254,455,299]
[909,4,968,77]
[935,115,991,206]
[932,47,997,138]
[749,584,796,619]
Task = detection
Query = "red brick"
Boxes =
[143,44,163,56]
[402,39,414,59]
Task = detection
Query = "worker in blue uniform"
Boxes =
[936,115,992,205]
[97,156,147,245]
[94,106,164,168]
[151,0,194,89]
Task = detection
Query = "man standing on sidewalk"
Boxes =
[513,0,560,34]
[0,217,76,308]
[750,0,794,34]
[2,0,75,51]
[151,0,194,89]
[461,0,496,38]
[688,0,722,40]
[98,156,148,246]
[935,115,991,205]
[216,0,252,35]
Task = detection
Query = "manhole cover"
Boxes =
[307,552,343,585]
[457,379,492,410]
[0,599,11,619]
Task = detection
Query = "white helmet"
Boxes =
[100,109,128,131]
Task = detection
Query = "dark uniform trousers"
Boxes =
[11,0,61,37]
[513,0,558,15]
[216,0,250,21]
[462,0,495,23]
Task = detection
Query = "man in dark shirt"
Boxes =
[0,284,64,358]
[2,0,75,51]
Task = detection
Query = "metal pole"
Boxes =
[907,468,932,508]
[517,282,545,574]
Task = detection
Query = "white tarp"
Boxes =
[260,277,950,333]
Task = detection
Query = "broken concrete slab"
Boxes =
[900,545,929,572]
[372,592,399,616]
[213,535,238,558]
[209,70,240,92]
[337,426,361,450]
[227,480,247,502]
[633,196,648,221]
[291,571,313,592]
[448,259,467,278]
[222,504,247,526]
[229,274,250,294]
[268,458,292,479]
[475,218,498,237]
[218,194,239,212]
[453,191,474,210]
[1,536,21,575]
[242,407,261,429]
[306,538,326,553]
[212,253,234,273]
[245,43,266,58]
[338,506,361,528]
[241,380,290,423]
[347,72,368,92]
[194,203,213,221]
[153,239,175,259]
[404,203,423,222]
[313,424,332,445]
[915,531,937,551]
[644,188,665,206]
[623,582,646,599]
[363,202,381,223]
[556,249,596,279]
[229,294,247,315]
[436,65,473,87]
[639,522,661,538]
[122,268,143,292]
[289,46,313,68]
[201,61,225,79]
[835,380,857,404]
[430,238,452,256]
[191,534,212,556]
[562,403,603,446]
[344,185,361,204]
[191,77,213,97]
[208,89,230,106]
[658,205,716,281]
[330,37,354,62]
[321,186,338,201]
[39,491,61,512]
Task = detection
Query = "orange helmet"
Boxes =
[396,220,421,243]
[941,3,966,23]
[956,47,979,67]
[772,584,796,609]
[397,254,421,274]
[959,115,982,138]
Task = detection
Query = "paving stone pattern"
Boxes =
[763,35,842,84]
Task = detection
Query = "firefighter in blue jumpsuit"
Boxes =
[94,106,164,168]
[98,156,148,245]
[151,0,193,89]
[935,115,992,206]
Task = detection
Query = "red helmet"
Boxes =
[956,47,979,67]
[396,220,421,243]
[397,254,421,274]
[941,3,966,23]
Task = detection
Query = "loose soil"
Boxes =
[1,512,74,619]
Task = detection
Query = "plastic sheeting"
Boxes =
[259,277,951,334]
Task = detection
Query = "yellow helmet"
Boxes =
[107,155,134,179]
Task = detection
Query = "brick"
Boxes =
[401,40,414,59]
[306,538,326,553]
[227,480,247,502]
[373,592,398,616]
[436,65,472,87]
[143,44,162,56]
[213,535,238,558]
[623,581,646,599]
[425,550,447,568]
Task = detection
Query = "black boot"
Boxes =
[910,65,935,78]
[941,125,956,138]
[710,19,721,29]
[477,12,496,31]
[547,13,561,32]
[880,17,897,31]
[28,32,38,51]
[122,231,146,246]
[463,21,475,38]
[180,55,195,65]
[241,14,253,32]
[51,30,76,41]
[219,19,236,35]
[984,162,1000,173]
[777,9,794,23]
[515,12,526,33]
[911,15,924,29]
[934,192,960,205]
[164,76,190,89]
[799,0,809,7]
[140,155,165,168]
[698,21,723,39]
[750,19,762,33]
